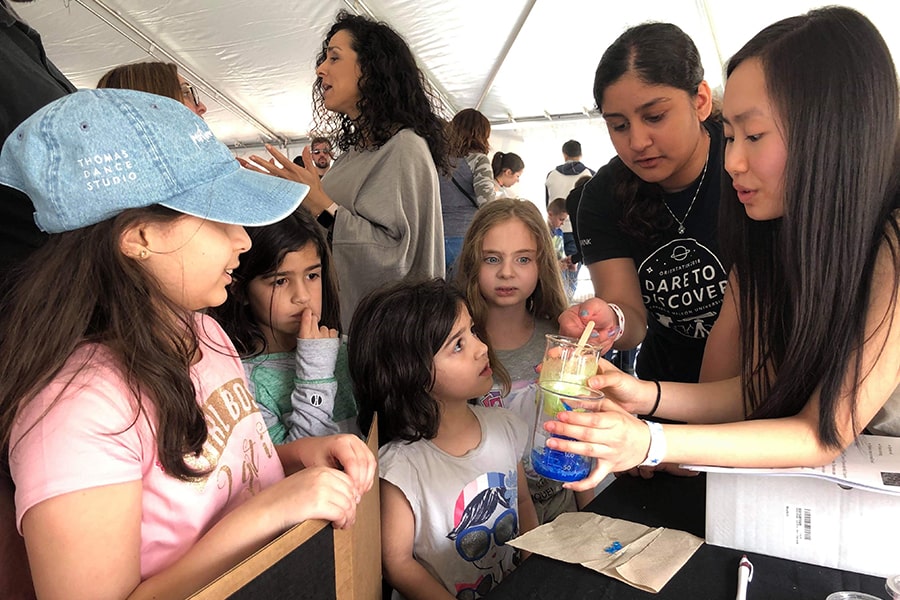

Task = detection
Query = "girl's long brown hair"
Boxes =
[455,199,568,389]
[0,206,214,481]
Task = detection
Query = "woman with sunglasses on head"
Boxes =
[97,61,207,119]
[243,11,448,330]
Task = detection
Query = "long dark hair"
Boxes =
[720,7,900,448]
[0,206,217,481]
[311,10,450,175]
[593,22,709,244]
[210,210,341,356]
[350,278,472,446]
[455,199,567,390]
[491,152,524,179]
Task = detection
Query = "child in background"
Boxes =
[0,89,374,600]
[492,151,525,199]
[210,209,360,441]
[350,278,538,599]
[547,196,578,301]
[455,198,586,523]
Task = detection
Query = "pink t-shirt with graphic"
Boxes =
[10,315,285,580]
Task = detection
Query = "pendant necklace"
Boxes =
[663,151,709,235]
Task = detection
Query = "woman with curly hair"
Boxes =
[245,11,448,329]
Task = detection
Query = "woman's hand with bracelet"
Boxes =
[557,297,623,354]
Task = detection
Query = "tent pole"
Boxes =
[75,0,289,146]
[474,0,537,112]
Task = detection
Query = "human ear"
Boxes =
[119,223,151,261]
[694,80,714,122]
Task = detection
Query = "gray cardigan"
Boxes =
[324,129,445,329]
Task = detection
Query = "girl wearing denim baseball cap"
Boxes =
[0,89,375,599]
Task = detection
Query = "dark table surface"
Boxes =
[487,473,888,600]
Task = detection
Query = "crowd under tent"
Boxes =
[16,0,899,206]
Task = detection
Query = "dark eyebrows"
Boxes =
[602,96,672,119]
[722,107,764,126]
[440,319,474,351]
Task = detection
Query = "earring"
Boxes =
[139,249,148,259]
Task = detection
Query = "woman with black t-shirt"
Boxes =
[560,22,729,383]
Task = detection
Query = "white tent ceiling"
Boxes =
[17,0,899,144]
[14,0,900,203]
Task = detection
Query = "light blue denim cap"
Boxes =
[0,88,308,233]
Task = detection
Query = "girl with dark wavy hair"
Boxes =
[349,278,536,599]
[560,22,727,384]
[546,6,900,487]
[210,209,360,442]
[244,10,448,330]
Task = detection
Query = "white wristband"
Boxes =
[639,420,667,467]
[607,302,625,342]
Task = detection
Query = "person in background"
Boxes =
[97,61,208,119]
[241,10,448,330]
[492,151,524,199]
[439,107,494,273]
[1,2,76,596]
[308,135,333,178]
[561,22,727,384]
[547,196,578,302]
[0,89,375,599]
[545,139,594,268]
[548,6,900,489]
[456,199,593,522]
[210,209,360,441]
[350,278,537,599]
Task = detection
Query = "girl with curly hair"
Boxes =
[245,10,449,330]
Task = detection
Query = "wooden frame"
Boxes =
[189,417,381,599]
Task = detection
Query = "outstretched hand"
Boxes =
[558,297,621,354]
[238,144,330,214]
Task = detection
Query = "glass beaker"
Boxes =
[531,380,603,482]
